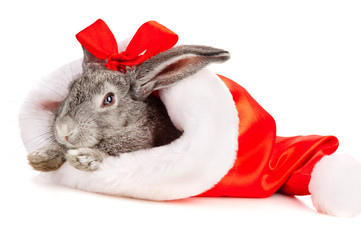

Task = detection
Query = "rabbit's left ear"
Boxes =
[130,45,230,100]
[82,47,107,71]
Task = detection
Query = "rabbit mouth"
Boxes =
[54,117,100,149]
[55,131,99,149]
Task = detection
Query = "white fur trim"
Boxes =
[19,59,82,152]
[19,58,239,200]
[309,154,361,217]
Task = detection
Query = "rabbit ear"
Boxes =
[130,45,230,100]
[82,47,107,71]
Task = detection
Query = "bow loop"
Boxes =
[76,19,178,72]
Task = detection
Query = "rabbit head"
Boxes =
[53,45,230,151]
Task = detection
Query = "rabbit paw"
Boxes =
[66,148,106,171]
[28,145,65,172]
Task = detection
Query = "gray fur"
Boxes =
[28,45,230,171]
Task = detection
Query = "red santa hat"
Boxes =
[19,19,361,217]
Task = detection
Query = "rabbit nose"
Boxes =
[56,116,76,143]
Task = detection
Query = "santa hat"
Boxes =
[19,19,361,217]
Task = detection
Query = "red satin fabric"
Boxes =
[76,19,118,60]
[76,19,178,71]
[198,75,339,197]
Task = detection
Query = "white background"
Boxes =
[1,0,361,239]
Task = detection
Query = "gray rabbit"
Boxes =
[28,45,230,171]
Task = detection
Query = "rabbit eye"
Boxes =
[101,93,115,107]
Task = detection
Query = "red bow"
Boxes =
[76,19,178,72]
